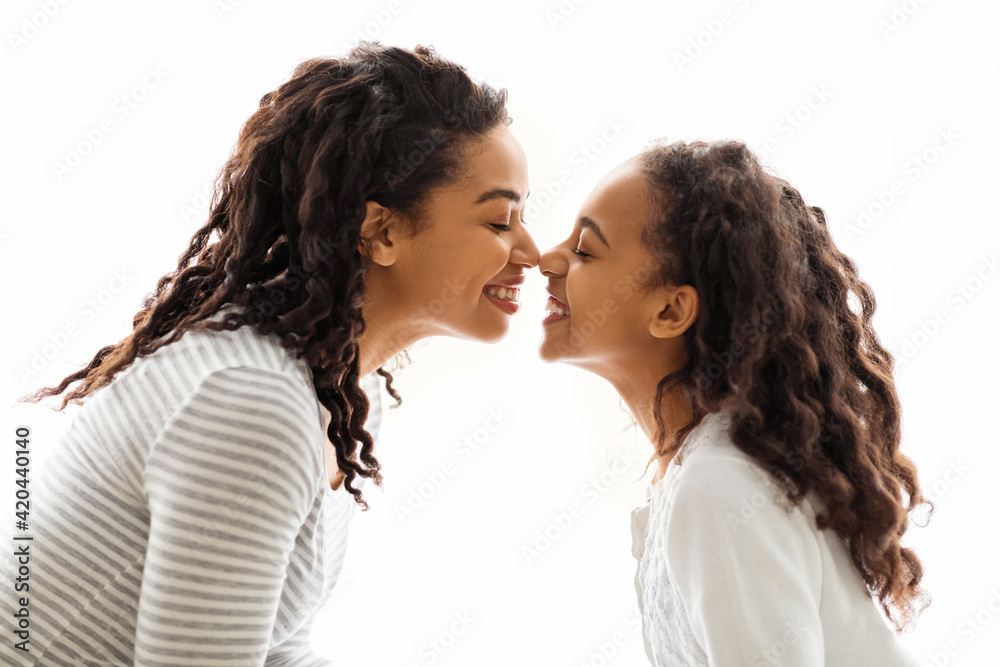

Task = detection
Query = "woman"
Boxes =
[3,43,538,665]
[538,140,928,666]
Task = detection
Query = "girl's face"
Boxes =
[372,125,540,343]
[537,160,667,375]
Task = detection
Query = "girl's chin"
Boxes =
[538,338,609,376]
[537,335,572,363]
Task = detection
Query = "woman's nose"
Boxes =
[511,226,541,268]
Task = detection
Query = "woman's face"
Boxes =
[537,159,665,374]
[376,125,540,343]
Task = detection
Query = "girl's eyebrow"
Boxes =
[579,215,610,247]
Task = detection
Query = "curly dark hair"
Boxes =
[639,139,930,632]
[18,42,510,509]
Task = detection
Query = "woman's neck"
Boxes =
[356,286,430,377]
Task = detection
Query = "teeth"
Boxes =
[485,286,519,302]
[545,298,570,317]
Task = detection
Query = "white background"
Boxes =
[2,1,998,665]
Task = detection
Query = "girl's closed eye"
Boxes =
[537,140,928,667]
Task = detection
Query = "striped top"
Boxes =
[1,307,382,666]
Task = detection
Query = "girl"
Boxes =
[538,140,928,666]
[3,43,538,665]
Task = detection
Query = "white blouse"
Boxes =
[630,411,923,666]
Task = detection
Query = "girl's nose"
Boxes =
[539,245,567,277]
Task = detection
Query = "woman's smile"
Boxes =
[482,275,524,314]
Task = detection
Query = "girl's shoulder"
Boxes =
[656,411,820,525]
[660,412,770,487]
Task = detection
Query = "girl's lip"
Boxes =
[543,296,570,325]
[546,291,570,310]
[542,310,568,325]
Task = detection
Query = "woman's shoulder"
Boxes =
[182,305,306,372]
[125,304,311,391]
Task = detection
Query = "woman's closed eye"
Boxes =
[489,217,527,232]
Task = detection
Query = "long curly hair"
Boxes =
[639,139,930,632]
[18,43,510,509]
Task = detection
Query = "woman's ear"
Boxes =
[648,284,698,339]
[359,201,401,267]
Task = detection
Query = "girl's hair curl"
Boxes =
[640,139,930,631]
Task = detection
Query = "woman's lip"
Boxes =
[485,275,525,288]
[484,290,520,314]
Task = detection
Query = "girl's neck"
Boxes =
[604,366,693,477]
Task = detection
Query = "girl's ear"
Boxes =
[359,201,402,267]
[648,284,698,339]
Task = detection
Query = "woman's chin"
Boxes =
[479,329,508,344]
[457,322,509,345]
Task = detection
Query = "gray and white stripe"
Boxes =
[2,313,381,666]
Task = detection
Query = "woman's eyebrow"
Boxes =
[580,215,610,247]
[474,187,523,205]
